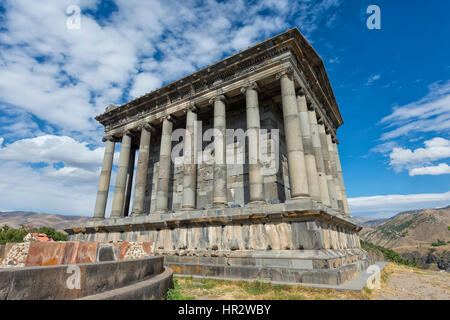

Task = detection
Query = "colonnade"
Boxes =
[92,69,350,219]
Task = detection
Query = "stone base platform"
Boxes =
[165,250,370,285]
[66,200,366,285]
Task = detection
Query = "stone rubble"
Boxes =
[0,242,30,268]
[123,242,151,260]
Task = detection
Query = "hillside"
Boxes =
[353,216,387,227]
[359,206,450,271]
[0,211,89,232]
[359,206,450,248]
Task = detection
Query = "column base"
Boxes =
[130,211,145,217]
[246,200,266,207]
[213,203,228,208]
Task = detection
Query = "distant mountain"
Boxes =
[0,211,89,232]
[353,216,387,227]
[359,206,450,272]
[359,206,450,248]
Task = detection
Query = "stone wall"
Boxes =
[0,256,172,300]
[0,241,155,268]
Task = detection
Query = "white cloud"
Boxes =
[0,0,342,214]
[380,80,450,141]
[349,191,450,217]
[129,73,162,99]
[409,163,450,176]
[0,161,100,216]
[365,74,380,86]
[389,137,450,171]
[0,135,116,170]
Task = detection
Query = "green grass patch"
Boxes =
[167,278,196,300]
[360,240,417,267]
[238,281,273,295]
[431,239,447,247]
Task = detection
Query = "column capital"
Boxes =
[317,115,324,125]
[209,94,226,105]
[240,81,258,94]
[160,114,175,123]
[137,122,155,132]
[306,99,315,111]
[296,87,306,97]
[187,101,199,113]
[102,135,116,142]
[123,129,135,138]
[275,66,294,80]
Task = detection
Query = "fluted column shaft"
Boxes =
[122,146,136,217]
[155,117,173,213]
[308,109,331,206]
[333,142,350,216]
[243,84,264,203]
[212,95,227,207]
[279,71,309,198]
[182,108,198,209]
[326,132,344,212]
[93,137,115,220]
[297,94,321,202]
[318,123,339,210]
[111,132,132,218]
[131,125,152,215]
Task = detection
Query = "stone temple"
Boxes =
[66,28,368,285]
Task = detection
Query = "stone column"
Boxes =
[122,146,136,216]
[308,108,331,207]
[155,116,173,213]
[211,95,228,207]
[93,136,115,220]
[326,132,344,213]
[278,69,309,199]
[317,121,339,210]
[242,82,264,203]
[297,93,321,202]
[131,124,153,215]
[182,106,198,210]
[111,131,133,218]
[332,141,351,216]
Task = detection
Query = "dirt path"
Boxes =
[373,263,450,300]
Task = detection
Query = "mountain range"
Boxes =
[0,211,89,231]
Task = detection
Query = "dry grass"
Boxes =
[169,276,371,300]
[168,263,450,300]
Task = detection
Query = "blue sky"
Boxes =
[0,0,449,218]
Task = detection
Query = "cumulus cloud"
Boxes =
[371,80,450,178]
[0,161,100,216]
[129,73,163,99]
[389,137,450,171]
[349,191,450,217]
[409,163,450,176]
[0,135,117,170]
[0,0,342,214]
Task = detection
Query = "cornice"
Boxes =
[96,28,343,136]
